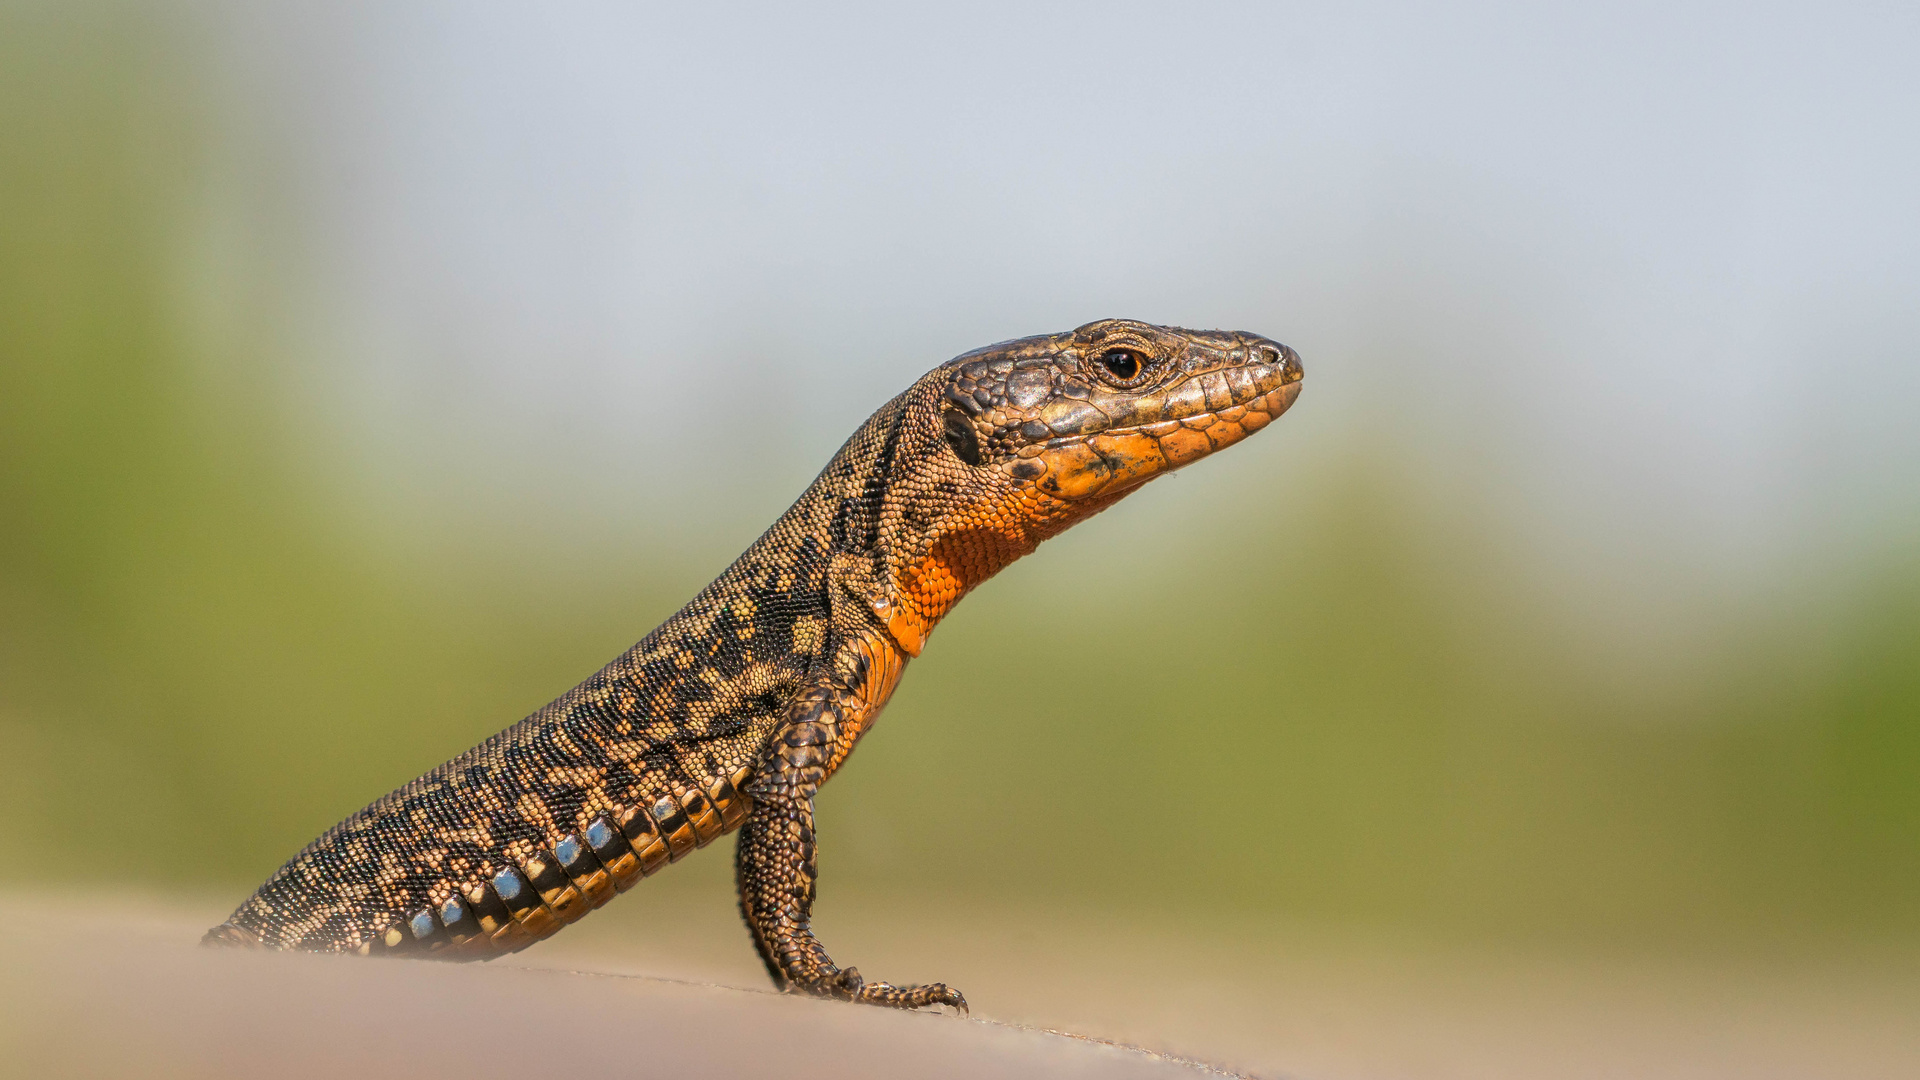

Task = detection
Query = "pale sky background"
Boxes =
[196,1,1919,610]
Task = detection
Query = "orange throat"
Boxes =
[876,525,1034,657]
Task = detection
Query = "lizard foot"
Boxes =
[797,966,969,1014]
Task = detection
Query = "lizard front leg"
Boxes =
[736,684,966,1012]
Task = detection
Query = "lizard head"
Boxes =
[938,318,1303,503]
[869,319,1302,656]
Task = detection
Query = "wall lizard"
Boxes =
[206,319,1303,1012]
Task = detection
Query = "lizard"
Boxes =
[204,318,1303,1012]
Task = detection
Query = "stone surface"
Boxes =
[0,897,1244,1080]
[8,890,1920,1080]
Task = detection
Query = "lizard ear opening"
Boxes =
[942,405,984,466]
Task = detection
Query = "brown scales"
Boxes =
[206,319,1303,1012]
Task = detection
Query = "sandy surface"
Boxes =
[4,890,1917,1079]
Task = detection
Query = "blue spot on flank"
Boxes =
[492,869,524,901]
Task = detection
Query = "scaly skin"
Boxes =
[206,319,1303,1012]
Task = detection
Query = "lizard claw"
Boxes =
[855,977,968,1014]
[921,983,968,1015]
[794,966,967,1013]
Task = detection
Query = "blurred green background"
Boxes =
[3,1,1916,959]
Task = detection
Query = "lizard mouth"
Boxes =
[1015,374,1302,502]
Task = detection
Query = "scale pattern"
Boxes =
[207,319,1303,1010]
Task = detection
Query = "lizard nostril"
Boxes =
[1255,342,1302,379]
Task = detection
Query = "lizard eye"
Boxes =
[1093,348,1149,387]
